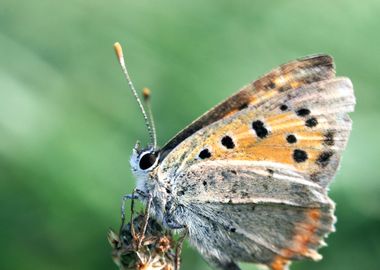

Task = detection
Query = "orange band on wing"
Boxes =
[285,209,322,258]
[271,256,289,270]
[270,209,324,270]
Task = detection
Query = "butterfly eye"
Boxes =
[139,152,158,170]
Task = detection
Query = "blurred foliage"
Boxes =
[1,0,380,269]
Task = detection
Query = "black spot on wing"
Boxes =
[324,131,335,146]
[305,117,318,127]
[252,120,269,138]
[286,134,297,144]
[280,104,288,111]
[199,149,211,159]
[293,149,308,163]
[296,108,311,116]
[316,151,334,167]
[221,136,235,149]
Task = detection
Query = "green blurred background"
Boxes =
[1,0,379,269]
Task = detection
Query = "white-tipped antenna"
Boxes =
[142,88,157,148]
[113,42,156,148]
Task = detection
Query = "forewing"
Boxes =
[159,55,335,161]
[159,70,355,188]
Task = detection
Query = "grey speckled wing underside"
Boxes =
[166,162,335,268]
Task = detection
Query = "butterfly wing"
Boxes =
[159,55,335,160]
[169,162,335,270]
[157,55,355,269]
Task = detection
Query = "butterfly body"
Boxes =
[128,55,355,270]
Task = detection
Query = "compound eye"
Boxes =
[139,152,157,170]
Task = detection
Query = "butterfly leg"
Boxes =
[119,189,138,241]
[120,188,149,242]
[137,194,153,248]
[122,188,147,200]
[120,188,148,226]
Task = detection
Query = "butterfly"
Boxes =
[114,42,355,270]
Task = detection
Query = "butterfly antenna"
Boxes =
[142,87,157,148]
[113,42,155,147]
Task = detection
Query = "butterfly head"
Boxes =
[130,141,161,194]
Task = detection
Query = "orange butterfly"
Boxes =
[114,43,355,270]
